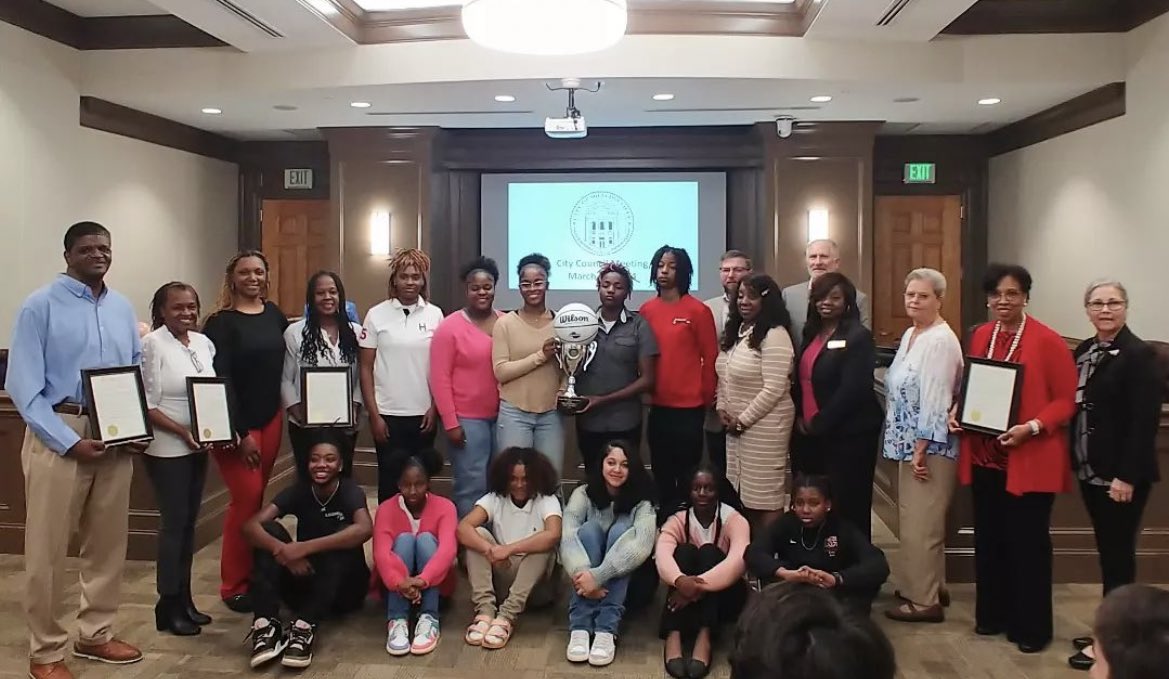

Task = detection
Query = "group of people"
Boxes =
[6,220,1162,679]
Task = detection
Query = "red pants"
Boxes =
[211,413,282,599]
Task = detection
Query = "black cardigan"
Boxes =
[1072,326,1162,485]
[791,321,883,438]
[745,512,889,592]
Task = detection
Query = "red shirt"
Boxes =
[799,333,827,422]
[641,295,718,408]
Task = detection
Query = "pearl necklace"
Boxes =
[988,313,1027,362]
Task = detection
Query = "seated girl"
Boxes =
[456,447,563,650]
[373,457,457,657]
[746,474,889,614]
[560,440,657,667]
[657,465,750,679]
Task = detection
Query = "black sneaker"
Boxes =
[249,617,286,668]
[281,620,315,669]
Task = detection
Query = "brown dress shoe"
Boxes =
[72,638,143,664]
[28,661,74,679]
[884,601,945,623]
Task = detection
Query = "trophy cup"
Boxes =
[552,303,601,415]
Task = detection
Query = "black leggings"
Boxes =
[250,521,369,625]
[648,406,706,519]
[659,543,747,639]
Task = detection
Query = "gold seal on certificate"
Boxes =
[187,377,236,445]
[81,366,153,446]
[957,358,1024,436]
[300,367,354,428]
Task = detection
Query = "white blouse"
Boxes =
[281,319,364,425]
[141,327,217,458]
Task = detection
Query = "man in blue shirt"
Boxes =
[7,222,145,679]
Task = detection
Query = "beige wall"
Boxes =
[0,22,237,338]
[989,13,1169,339]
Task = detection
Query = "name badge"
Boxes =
[826,339,847,350]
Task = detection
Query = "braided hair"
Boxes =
[596,261,635,291]
[149,282,200,330]
[388,248,432,300]
[300,271,358,365]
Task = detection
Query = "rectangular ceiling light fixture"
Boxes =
[352,0,462,9]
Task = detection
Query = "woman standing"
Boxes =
[882,268,963,624]
[792,272,883,537]
[203,250,289,612]
[142,282,217,635]
[491,253,564,475]
[574,263,658,473]
[957,263,1077,653]
[281,271,363,481]
[360,248,445,503]
[716,273,795,527]
[430,257,504,518]
[1067,280,1162,671]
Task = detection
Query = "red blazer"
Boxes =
[958,317,1077,495]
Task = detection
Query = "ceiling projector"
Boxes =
[545,115,587,139]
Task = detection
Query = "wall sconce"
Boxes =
[370,210,391,256]
[807,208,829,243]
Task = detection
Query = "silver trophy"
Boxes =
[552,303,601,415]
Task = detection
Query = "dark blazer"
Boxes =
[792,321,883,438]
[1073,325,1163,485]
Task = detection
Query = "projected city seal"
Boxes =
[569,191,635,257]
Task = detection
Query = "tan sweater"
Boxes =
[491,311,562,413]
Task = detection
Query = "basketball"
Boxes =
[553,303,600,344]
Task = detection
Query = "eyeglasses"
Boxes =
[184,347,204,373]
[519,281,547,291]
[1086,300,1127,312]
[988,291,1024,302]
[719,267,750,275]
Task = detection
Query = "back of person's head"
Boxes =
[1094,584,1169,679]
[731,582,895,679]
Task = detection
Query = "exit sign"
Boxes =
[904,163,936,184]
[284,168,314,189]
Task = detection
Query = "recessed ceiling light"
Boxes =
[810,95,832,103]
[978,97,1002,106]
[494,95,516,103]
[652,93,675,101]
[350,101,372,108]
[201,107,222,115]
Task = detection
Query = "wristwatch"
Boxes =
[1027,419,1041,437]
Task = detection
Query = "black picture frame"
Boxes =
[186,376,237,445]
[957,357,1025,436]
[81,366,153,445]
[300,366,354,428]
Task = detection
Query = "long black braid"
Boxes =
[301,271,358,365]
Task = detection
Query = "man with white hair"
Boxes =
[782,239,871,346]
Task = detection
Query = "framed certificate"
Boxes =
[186,377,236,444]
[81,366,153,445]
[301,367,354,428]
[957,358,1025,436]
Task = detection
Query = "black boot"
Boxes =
[155,596,201,636]
[182,586,212,626]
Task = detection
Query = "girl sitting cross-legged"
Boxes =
[746,474,889,615]
[373,456,457,657]
[457,447,563,650]
[560,440,657,667]
[656,465,751,679]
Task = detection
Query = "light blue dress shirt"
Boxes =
[6,275,141,454]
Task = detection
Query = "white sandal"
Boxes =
[482,618,513,650]
[465,615,491,646]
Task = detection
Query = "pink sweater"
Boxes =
[655,505,750,592]
[429,310,502,430]
[373,493,458,591]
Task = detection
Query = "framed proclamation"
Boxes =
[300,366,354,428]
[186,377,236,445]
[957,358,1024,436]
[81,366,153,445]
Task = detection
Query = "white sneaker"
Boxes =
[589,632,616,667]
[566,630,591,663]
[411,614,440,655]
[386,618,411,656]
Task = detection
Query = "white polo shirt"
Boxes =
[359,298,444,416]
[475,492,562,547]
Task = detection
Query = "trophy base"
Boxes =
[557,395,589,415]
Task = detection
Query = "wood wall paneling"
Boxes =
[942,0,1169,35]
[986,83,1126,157]
[238,141,331,251]
[79,97,240,163]
[0,0,226,49]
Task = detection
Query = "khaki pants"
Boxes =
[22,415,134,663]
[896,455,958,607]
[465,527,556,623]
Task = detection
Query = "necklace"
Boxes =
[312,482,339,508]
[800,523,825,551]
[988,313,1026,362]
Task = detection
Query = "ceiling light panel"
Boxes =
[352,0,460,9]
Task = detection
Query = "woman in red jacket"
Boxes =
[956,263,1077,654]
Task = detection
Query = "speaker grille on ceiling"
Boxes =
[207,0,284,37]
[876,0,915,26]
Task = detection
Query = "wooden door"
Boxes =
[261,200,330,317]
[873,195,963,347]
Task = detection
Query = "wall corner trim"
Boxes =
[79,97,240,164]
[986,82,1126,157]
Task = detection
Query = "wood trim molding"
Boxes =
[0,0,226,49]
[943,0,1169,35]
[79,97,240,163]
[986,82,1126,157]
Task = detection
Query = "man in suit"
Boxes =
[782,239,871,345]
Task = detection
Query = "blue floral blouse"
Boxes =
[882,323,964,462]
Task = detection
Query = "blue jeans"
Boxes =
[385,532,440,619]
[449,417,497,519]
[567,517,634,635]
[497,401,564,476]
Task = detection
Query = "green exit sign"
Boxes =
[904,162,936,184]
